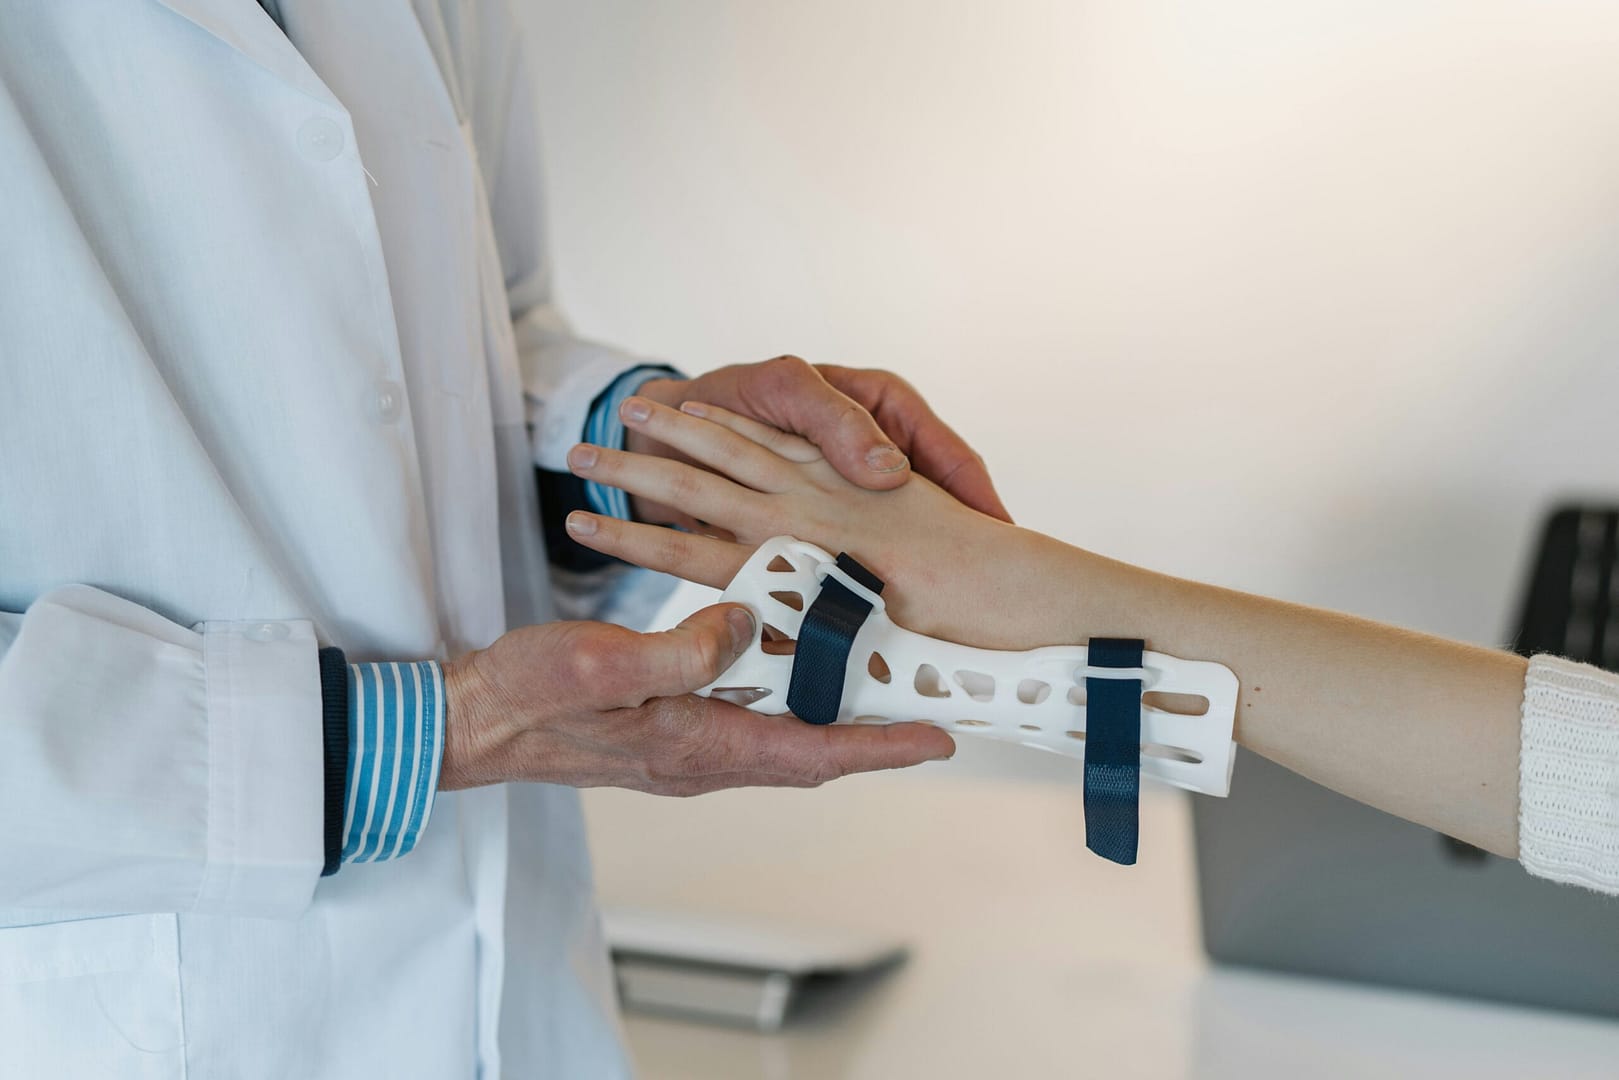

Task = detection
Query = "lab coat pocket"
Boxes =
[0,914,184,1078]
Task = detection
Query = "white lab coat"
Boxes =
[0,1,643,1075]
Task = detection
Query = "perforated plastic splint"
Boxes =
[699,537,1240,797]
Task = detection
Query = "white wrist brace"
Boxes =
[699,536,1239,799]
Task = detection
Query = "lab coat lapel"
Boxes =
[150,0,341,106]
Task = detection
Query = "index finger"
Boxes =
[565,512,748,588]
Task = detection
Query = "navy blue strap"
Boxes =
[1083,637,1144,865]
[786,554,885,725]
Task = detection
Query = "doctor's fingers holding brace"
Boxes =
[439,601,955,795]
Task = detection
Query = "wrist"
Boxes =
[913,517,1118,651]
[967,523,1105,647]
[858,506,1064,650]
[440,652,518,791]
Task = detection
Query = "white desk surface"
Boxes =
[584,753,1619,1080]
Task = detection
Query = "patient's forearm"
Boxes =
[1008,528,1527,856]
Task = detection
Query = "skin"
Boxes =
[439,358,975,794]
[564,397,1530,857]
[440,606,952,794]
[630,356,1011,526]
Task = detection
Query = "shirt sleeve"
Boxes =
[1517,654,1619,893]
[338,661,444,866]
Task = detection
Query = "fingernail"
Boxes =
[621,397,651,424]
[866,445,908,473]
[725,607,757,654]
[568,444,599,470]
[566,511,597,536]
[679,401,709,418]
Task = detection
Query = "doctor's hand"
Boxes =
[437,603,955,794]
[631,356,1012,524]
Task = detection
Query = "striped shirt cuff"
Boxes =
[341,661,445,865]
[583,364,683,521]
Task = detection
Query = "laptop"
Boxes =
[1192,506,1619,1017]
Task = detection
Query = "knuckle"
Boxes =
[806,757,845,786]
[563,648,606,691]
[654,526,690,570]
[669,469,702,504]
[759,506,805,539]
[561,627,628,691]
[683,627,726,684]
[762,354,814,391]
[882,369,921,398]
[642,761,680,792]
[833,397,867,430]
[936,449,988,489]
[767,353,811,374]
[707,434,747,471]
[646,714,727,786]
[764,736,845,788]
[810,733,854,785]
[631,749,666,787]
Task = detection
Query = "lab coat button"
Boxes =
[297,117,345,162]
[246,621,289,642]
[370,380,404,423]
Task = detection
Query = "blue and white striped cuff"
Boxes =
[341,661,444,865]
[583,365,683,521]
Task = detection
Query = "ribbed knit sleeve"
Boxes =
[1518,655,1619,894]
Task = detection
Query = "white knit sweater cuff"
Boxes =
[1518,655,1619,892]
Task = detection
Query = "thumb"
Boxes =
[739,356,912,491]
[818,364,1013,521]
[634,603,758,699]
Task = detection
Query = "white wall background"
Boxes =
[519,0,1619,650]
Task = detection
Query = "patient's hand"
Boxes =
[566,398,1059,649]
